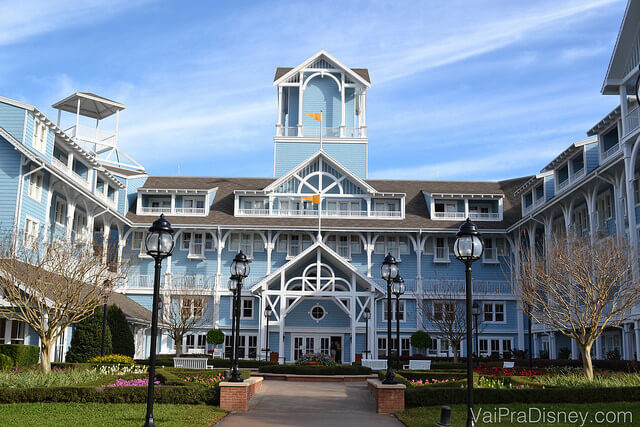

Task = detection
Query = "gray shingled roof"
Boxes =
[127,175,531,231]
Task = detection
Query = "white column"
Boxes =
[620,85,628,136]
[297,75,304,137]
[277,86,283,132]
[102,222,111,265]
[549,332,556,359]
[516,305,524,351]
[533,333,539,358]
[634,321,640,362]
[623,324,632,360]
[340,74,345,137]
[278,271,286,362]
[595,337,602,360]
[65,201,76,240]
[366,244,374,278]
[623,142,638,280]
[571,338,579,360]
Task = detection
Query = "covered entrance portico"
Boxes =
[252,242,385,363]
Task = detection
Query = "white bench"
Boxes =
[362,359,387,370]
[173,357,212,370]
[402,360,431,370]
[503,361,515,368]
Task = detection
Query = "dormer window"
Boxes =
[32,119,47,153]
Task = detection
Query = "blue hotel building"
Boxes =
[3,2,640,364]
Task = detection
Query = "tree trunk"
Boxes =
[40,340,52,374]
[174,333,183,357]
[579,343,594,380]
[452,343,459,363]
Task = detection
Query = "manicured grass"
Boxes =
[0,403,227,426]
[397,402,640,426]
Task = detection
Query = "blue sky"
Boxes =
[0,0,627,180]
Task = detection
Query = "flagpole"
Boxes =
[318,194,322,242]
[320,109,323,151]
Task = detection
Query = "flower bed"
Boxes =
[474,366,547,377]
[181,373,225,388]
[295,353,336,366]
[259,364,371,376]
[102,378,161,387]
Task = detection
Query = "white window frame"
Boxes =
[482,238,499,264]
[483,302,506,323]
[54,197,67,226]
[32,119,47,153]
[130,231,144,251]
[478,337,513,357]
[326,234,361,260]
[225,334,258,359]
[228,232,264,259]
[596,190,613,225]
[434,237,450,263]
[278,233,312,259]
[432,301,456,322]
[308,303,326,322]
[24,216,39,247]
[27,170,43,202]
[241,298,254,319]
[181,297,204,319]
[373,235,410,260]
[382,300,406,322]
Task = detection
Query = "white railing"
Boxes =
[373,278,418,292]
[573,168,585,179]
[174,207,206,215]
[123,275,155,288]
[422,279,512,295]
[432,211,466,220]
[469,212,500,221]
[69,170,91,190]
[167,275,215,290]
[557,178,570,192]
[601,144,620,162]
[236,208,401,218]
[139,206,173,215]
[625,105,640,136]
[95,191,117,209]
[276,125,366,138]
[65,124,116,145]
[52,157,69,171]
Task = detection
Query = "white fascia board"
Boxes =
[273,50,371,88]
[429,193,503,199]
[0,95,36,111]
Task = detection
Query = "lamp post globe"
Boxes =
[381,253,399,384]
[363,307,371,359]
[454,219,484,427]
[392,276,405,370]
[143,214,175,427]
[229,251,251,383]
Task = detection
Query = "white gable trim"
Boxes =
[273,50,371,88]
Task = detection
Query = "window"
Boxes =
[479,338,512,357]
[32,119,47,152]
[96,178,105,194]
[224,334,257,359]
[483,302,505,323]
[228,232,263,258]
[373,235,410,259]
[10,321,25,344]
[277,233,312,258]
[241,298,253,319]
[388,338,411,357]
[131,231,144,250]
[377,337,387,358]
[309,304,326,322]
[54,198,67,225]
[434,237,449,262]
[635,178,640,205]
[24,217,39,246]
[27,170,43,202]
[181,298,204,318]
[432,301,455,321]
[326,199,362,215]
[596,191,612,226]
[184,197,206,213]
[483,238,498,262]
[382,300,405,322]
[182,232,215,258]
[326,234,361,259]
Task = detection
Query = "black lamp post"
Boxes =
[453,219,484,427]
[363,307,371,359]
[264,307,273,361]
[392,276,405,370]
[228,251,250,382]
[380,253,399,384]
[528,304,533,368]
[143,214,175,427]
[472,301,481,365]
[100,280,110,357]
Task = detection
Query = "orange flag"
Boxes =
[302,194,320,204]
[305,113,322,122]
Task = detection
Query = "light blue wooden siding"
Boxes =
[286,299,350,328]
[345,88,355,130]
[375,298,417,329]
[585,143,599,172]
[0,140,20,227]
[323,143,367,178]
[302,75,341,129]
[287,87,299,127]
[0,101,26,142]
[275,142,319,176]
[128,294,154,311]
[19,166,50,232]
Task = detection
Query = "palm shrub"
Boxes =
[107,304,135,358]
[66,308,112,363]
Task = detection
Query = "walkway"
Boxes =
[217,380,403,427]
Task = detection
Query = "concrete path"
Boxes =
[217,380,403,427]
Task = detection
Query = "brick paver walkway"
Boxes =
[216,380,403,426]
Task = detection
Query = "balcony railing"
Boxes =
[469,212,500,221]
[236,208,401,218]
[52,157,69,171]
[422,279,512,295]
[174,207,206,215]
[625,105,640,136]
[432,211,466,220]
[277,125,366,138]
[138,206,206,216]
[139,206,172,215]
[601,144,620,162]
[65,124,116,145]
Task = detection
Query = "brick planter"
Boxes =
[219,377,263,412]
[367,379,406,414]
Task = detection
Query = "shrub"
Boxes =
[295,353,336,366]
[607,348,621,361]
[107,305,135,358]
[259,364,371,375]
[410,331,431,354]
[206,329,224,346]
[558,347,571,359]
[0,344,39,368]
[66,308,112,363]
[0,354,12,371]
[538,349,549,359]
[88,355,134,366]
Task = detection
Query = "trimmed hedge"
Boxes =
[259,364,372,375]
[395,370,469,381]
[0,344,39,368]
[138,356,277,369]
[0,354,12,371]
[107,304,135,358]
[405,385,640,408]
[66,309,112,363]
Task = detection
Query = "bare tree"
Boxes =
[162,291,209,357]
[417,280,484,363]
[0,230,130,373]
[512,234,640,379]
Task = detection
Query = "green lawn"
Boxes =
[397,402,640,426]
[0,403,227,427]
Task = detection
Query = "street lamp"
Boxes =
[363,307,371,360]
[392,276,405,370]
[453,219,484,427]
[229,251,250,382]
[143,214,175,427]
[101,280,110,357]
[264,307,273,361]
[472,301,481,365]
[380,253,400,384]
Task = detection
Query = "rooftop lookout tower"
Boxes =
[52,92,144,172]
[273,50,371,178]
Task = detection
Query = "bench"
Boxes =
[362,359,387,370]
[173,357,212,370]
[503,361,515,368]
[402,360,431,370]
